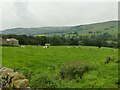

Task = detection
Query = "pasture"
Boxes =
[2,46,118,88]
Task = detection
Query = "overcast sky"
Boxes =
[0,1,118,30]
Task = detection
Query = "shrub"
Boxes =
[30,73,58,88]
[105,56,114,64]
[104,28,109,30]
[115,59,120,63]
[60,61,88,80]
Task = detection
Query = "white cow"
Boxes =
[20,45,25,48]
[43,46,49,48]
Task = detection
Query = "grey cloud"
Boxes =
[0,2,118,30]
[14,2,30,18]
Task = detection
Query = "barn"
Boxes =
[0,38,19,46]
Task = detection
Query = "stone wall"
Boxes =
[0,67,30,90]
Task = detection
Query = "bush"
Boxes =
[30,73,58,88]
[115,59,120,63]
[60,61,88,80]
[105,56,114,64]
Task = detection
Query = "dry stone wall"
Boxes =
[0,67,30,90]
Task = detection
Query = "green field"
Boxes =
[2,46,118,88]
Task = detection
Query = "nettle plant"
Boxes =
[60,61,89,80]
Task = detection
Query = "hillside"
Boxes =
[2,21,118,37]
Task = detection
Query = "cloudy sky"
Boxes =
[0,0,118,30]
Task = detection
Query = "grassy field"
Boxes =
[2,46,118,88]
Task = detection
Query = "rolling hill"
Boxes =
[2,21,118,37]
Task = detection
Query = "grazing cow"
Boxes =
[20,45,25,48]
[43,46,49,48]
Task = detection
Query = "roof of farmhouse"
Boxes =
[0,38,18,41]
[7,38,18,41]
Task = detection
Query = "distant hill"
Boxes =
[2,27,72,35]
[2,21,118,37]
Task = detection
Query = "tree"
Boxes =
[94,39,105,48]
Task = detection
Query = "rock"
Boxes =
[11,72,26,83]
[0,67,30,90]
[0,67,14,79]
[0,79,7,88]
[13,79,29,88]
[7,72,17,83]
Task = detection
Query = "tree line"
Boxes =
[1,34,118,48]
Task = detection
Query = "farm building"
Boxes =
[0,38,19,46]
